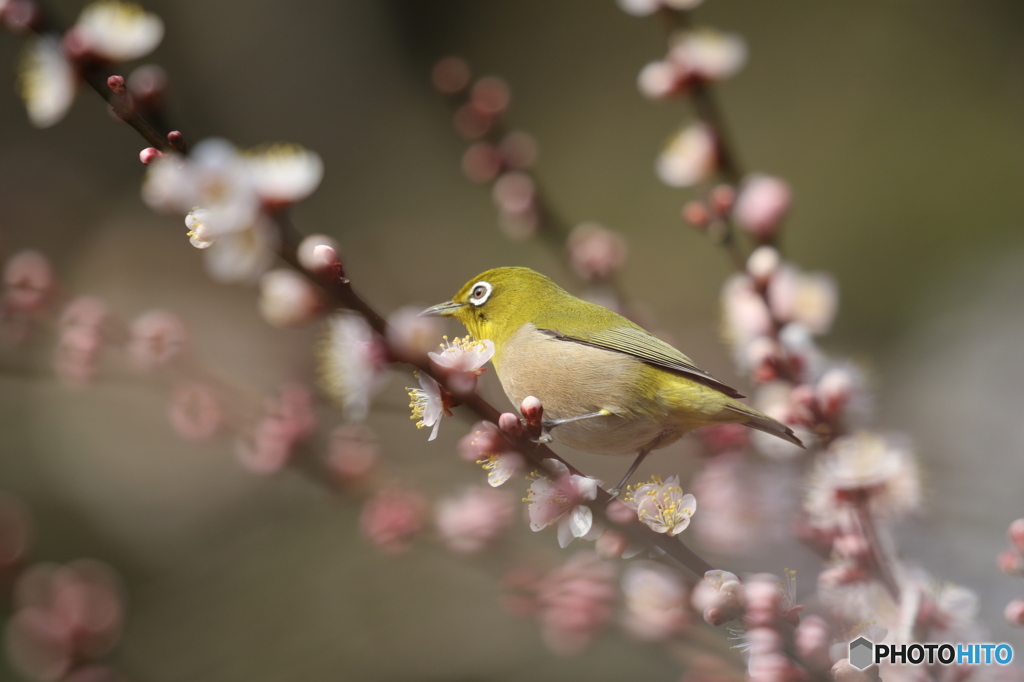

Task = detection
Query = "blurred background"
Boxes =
[1,0,1022,680]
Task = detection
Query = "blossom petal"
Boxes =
[568,504,593,539]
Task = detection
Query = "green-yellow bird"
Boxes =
[422,266,802,493]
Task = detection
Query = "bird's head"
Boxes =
[421,266,560,347]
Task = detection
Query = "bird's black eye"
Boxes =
[468,281,492,306]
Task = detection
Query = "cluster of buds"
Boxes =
[998,518,1024,626]
[431,56,544,239]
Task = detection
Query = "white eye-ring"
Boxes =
[468,281,492,306]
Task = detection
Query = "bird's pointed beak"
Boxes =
[420,300,464,317]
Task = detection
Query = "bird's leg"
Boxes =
[606,447,653,499]
[535,409,612,443]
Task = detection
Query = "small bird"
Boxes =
[422,267,802,493]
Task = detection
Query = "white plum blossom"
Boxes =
[656,122,717,188]
[618,0,704,15]
[525,459,602,548]
[407,372,448,441]
[200,215,279,284]
[623,475,696,536]
[18,36,77,128]
[428,336,495,375]
[805,432,921,528]
[320,312,389,422]
[668,28,747,82]
[74,0,164,62]
[477,451,525,487]
[245,144,324,206]
[767,265,838,335]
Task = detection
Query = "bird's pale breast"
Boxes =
[494,323,676,455]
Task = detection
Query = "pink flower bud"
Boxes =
[139,147,163,165]
[453,102,492,139]
[431,56,470,94]
[297,234,341,273]
[457,421,505,463]
[471,76,510,115]
[1005,599,1024,627]
[682,200,710,228]
[106,75,125,93]
[520,395,544,426]
[462,141,502,183]
[638,60,683,99]
[1009,518,1024,554]
[747,246,780,286]
[498,131,538,170]
[997,549,1024,576]
[710,185,735,216]
[692,570,744,626]
[498,412,523,437]
[167,130,185,151]
[733,174,791,242]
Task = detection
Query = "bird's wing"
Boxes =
[536,326,745,399]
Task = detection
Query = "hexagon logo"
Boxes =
[849,637,874,670]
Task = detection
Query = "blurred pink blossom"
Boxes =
[53,296,109,387]
[5,559,125,681]
[566,222,628,282]
[326,424,379,487]
[359,484,428,555]
[536,551,616,656]
[127,309,188,370]
[620,561,691,641]
[235,384,316,475]
[3,250,57,316]
[691,569,744,626]
[69,0,164,63]
[257,268,323,328]
[1005,600,1024,627]
[434,485,516,554]
[656,123,717,188]
[321,312,390,421]
[767,266,838,336]
[805,432,920,529]
[733,174,791,241]
[794,615,832,673]
[166,381,221,442]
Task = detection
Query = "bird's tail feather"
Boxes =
[724,402,805,448]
